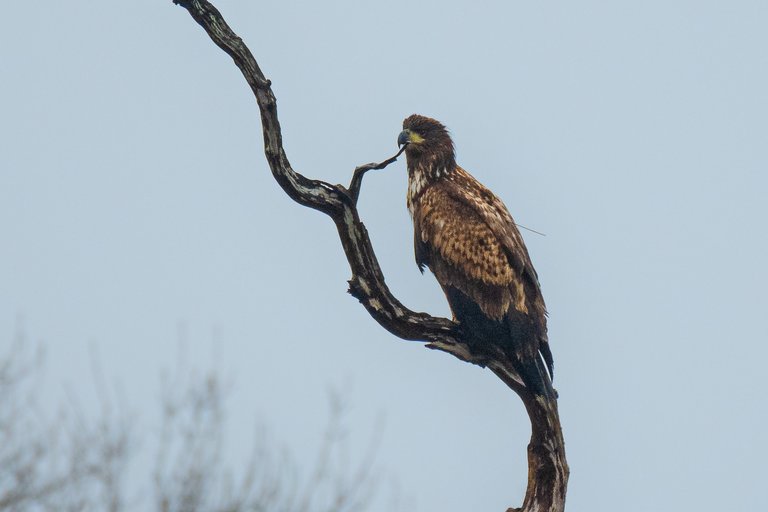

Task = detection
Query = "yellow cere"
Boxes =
[409,131,425,144]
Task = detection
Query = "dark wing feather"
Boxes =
[413,166,553,379]
[413,181,517,321]
[446,168,543,302]
[414,225,428,274]
[445,168,553,379]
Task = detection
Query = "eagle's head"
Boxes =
[399,115,457,208]
[398,115,456,176]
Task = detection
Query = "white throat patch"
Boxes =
[407,166,445,214]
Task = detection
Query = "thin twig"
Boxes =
[346,145,407,204]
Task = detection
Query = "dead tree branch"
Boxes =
[171,1,568,510]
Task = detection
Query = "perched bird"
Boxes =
[397,114,554,396]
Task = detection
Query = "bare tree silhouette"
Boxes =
[0,330,381,512]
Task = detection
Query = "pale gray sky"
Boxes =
[2,1,767,511]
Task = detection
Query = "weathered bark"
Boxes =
[171,1,568,510]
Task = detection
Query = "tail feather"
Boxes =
[504,311,556,398]
[539,338,554,382]
[510,345,555,398]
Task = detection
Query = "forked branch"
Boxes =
[171,1,568,510]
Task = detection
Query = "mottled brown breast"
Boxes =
[411,168,542,322]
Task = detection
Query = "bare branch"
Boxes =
[0,334,383,512]
[0,335,132,512]
[346,145,407,204]
[172,1,569,510]
[171,0,479,365]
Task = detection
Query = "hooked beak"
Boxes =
[397,129,411,147]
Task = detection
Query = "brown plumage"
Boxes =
[398,114,554,396]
